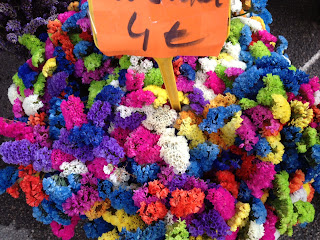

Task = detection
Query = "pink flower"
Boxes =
[125,69,145,91]
[124,126,162,165]
[12,98,24,118]
[205,71,226,94]
[60,95,87,130]
[121,89,156,108]
[50,216,79,240]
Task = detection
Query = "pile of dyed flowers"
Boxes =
[0,0,74,53]
[0,0,319,239]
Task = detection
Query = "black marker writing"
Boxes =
[164,21,205,48]
[127,12,150,51]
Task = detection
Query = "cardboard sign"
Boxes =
[88,0,230,58]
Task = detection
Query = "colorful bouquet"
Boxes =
[0,0,319,239]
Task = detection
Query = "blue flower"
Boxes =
[84,218,114,239]
[180,63,195,81]
[199,105,241,133]
[98,180,113,200]
[74,41,93,59]
[251,197,267,224]
[95,85,125,106]
[109,186,138,215]
[132,162,160,184]
[0,166,19,195]
[231,66,264,100]
[119,221,166,240]
[239,25,252,50]
[118,69,127,87]
[18,63,38,88]
[69,123,104,148]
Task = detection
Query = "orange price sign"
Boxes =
[88,0,230,58]
[88,0,230,110]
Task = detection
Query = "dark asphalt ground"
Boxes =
[0,0,319,239]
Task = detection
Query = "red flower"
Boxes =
[216,170,239,198]
[138,200,168,225]
[170,188,205,218]
[148,180,169,199]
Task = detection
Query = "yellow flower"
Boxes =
[85,199,111,221]
[220,111,243,147]
[98,229,119,240]
[218,52,234,61]
[271,94,291,124]
[143,85,168,108]
[259,135,285,164]
[250,16,266,30]
[178,117,206,149]
[102,209,145,232]
[227,202,250,232]
[290,100,313,130]
[261,191,269,204]
[178,91,190,105]
[42,58,57,77]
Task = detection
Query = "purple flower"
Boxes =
[188,209,230,239]
[87,100,111,128]
[47,71,69,97]
[6,20,21,32]
[188,88,210,115]
[34,147,52,172]
[0,139,39,166]
[93,136,125,165]
[113,112,146,131]
[22,17,47,34]
[62,186,100,216]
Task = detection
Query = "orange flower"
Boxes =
[47,20,76,63]
[170,188,205,218]
[148,180,169,199]
[289,170,305,194]
[217,170,239,198]
[174,110,203,130]
[138,200,168,225]
[173,57,183,76]
[6,183,20,199]
[28,112,46,126]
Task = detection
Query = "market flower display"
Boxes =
[0,0,319,239]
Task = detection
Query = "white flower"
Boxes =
[231,0,243,14]
[107,122,115,134]
[198,57,218,73]
[223,42,241,60]
[59,159,88,177]
[140,59,153,73]
[164,211,175,225]
[130,56,142,67]
[129,57,152,73]
[314,90,320,106]
[274,229,281,240]
[194,71,217,101]
[103,164,116,175]
[109,79,119,88]
[7,84,24,105]
[158,134,190,174]
[246,220,265,240]
[236,17,263,33]
[219,59,247,70]
[108,167,130,187]
[116,105,141,118]
[22,94,44,116]
[142,105,177,134]
[290,188,308,203]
